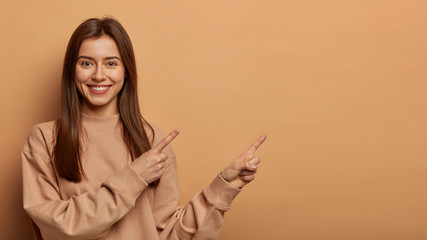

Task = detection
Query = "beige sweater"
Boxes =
[22,114,240,240]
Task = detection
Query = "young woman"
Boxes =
[22,17,266,240]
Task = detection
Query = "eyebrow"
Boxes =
[77,55,122,61]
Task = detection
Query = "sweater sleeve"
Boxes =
[151,129,241,240]
[22,125,149,240]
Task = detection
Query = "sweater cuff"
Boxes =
[202,173,241,211]
[102,165,148,206]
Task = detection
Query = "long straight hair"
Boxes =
[53,17,154,182]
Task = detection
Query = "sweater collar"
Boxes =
[81,113,121,132]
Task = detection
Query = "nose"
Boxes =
[92,66,106,82]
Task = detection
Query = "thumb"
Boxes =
[249,157,261,165]
[238,157,260,172]
[221,157,260,181]
[243,157,261,171]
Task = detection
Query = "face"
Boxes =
[75,35,125,116]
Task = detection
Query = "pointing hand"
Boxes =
[132,130,179,184]
[220,135,267,189]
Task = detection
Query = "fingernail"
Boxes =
[251,165,257,170]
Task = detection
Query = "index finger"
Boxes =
[151,130,180,153]
[243,135,267,158]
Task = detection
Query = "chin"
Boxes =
[85,97,114,107]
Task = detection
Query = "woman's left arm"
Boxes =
[152,133,266,239]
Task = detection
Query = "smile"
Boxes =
[87,85,111,94]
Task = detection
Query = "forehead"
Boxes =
[78,35,121,57]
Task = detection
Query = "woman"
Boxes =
[22,17,266,240]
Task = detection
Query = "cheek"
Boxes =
[115,77,125,93]
[110,70,125,87]
[74,79,84,96]
[75,67,91,83]
[110,69,125,82]
[74,68,87,94]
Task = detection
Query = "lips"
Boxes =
[87,85,111,94]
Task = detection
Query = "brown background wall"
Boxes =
[1,1,426,239]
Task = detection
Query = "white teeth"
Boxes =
[90,86,108,91]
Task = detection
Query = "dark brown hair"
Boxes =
[53,17,154,182]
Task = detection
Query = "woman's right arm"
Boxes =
[22,125,148,240]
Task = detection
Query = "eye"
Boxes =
[80,61,92,67]
[107,61,117,66]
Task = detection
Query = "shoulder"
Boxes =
[22,120,57,158]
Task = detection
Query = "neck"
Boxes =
[81,101,119,117]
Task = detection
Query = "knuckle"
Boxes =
[160,152,168,160]
[155,164,162,170]
[154,156,162,163]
